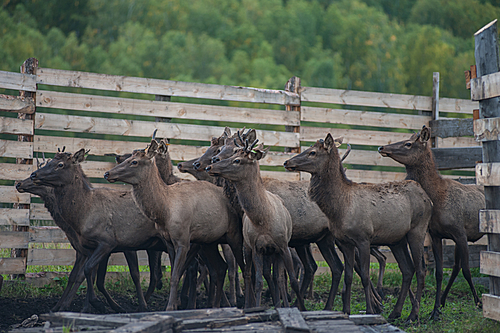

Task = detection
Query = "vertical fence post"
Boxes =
[11,58,38,278]
[474,20,500,305]
[432,72,440,148]
[284,76,301,154]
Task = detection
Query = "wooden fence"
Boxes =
[0,58,481,278]
[471,20,500,322]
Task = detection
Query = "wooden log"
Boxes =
[276,308,311,333]
[0,208,30,226]
[36,90,299,126]
[36,68,300,105]
[0,70,36,91]
[480,210,500,234]
[301,311,348,321]
[432,147,482,170]
[110,315,177,333]
[40,312,138,327]
[0,185,31,204]
[0,257,26,274]
[474,117,500,141]
[476,163,500,186]
[300,86,477,114]
[0,231,29,248]
[348,314,387,325]
[0,139,33,158]
[301,106,430,130]
[481,251,500,278]
[0,163,34,180]
[0,95,35,114]
[429,118,473,138]
[483,293,500,322]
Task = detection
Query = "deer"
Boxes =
[284,133,432,321]
[104,139,246,310]
[378,125,485,319]
[198,128,385,310]
[205,139,306,311]
[28,149,173,313]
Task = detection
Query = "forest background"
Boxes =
[2,0,500,99]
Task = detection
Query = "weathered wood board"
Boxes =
[481,251,500,278]
[480,210,500,234]
[0,70,36,91]
[0,94,35,114]
[483,293,500,322]
[476,162,500,186]
[474,117,500,141]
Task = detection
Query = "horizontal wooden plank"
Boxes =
[0,185,31,204]
[480,210,500,234]
[37,68,300,105]
[483,294,500,322]
[474,117,500,142]
[0,116,33,136]
[30,203,53,221]
[471,71,500,101]
[481,251,500,278]
[37,90,299,126]
[0,231,29,248]
[301,87,477,113]
[301,127,415,146]
[0,208,30,226]
[0,95,35,114]
[432,147,483,170]
[30,226,69,243]
[0,163,34,180]
[27,248,170,266]
[476,163,500,186]
[300,169,407,184]
[298,147,402,168]
[0,139,33,158]
[0,70,36,92]
[301,106,430,130]
[0,257,26,275]
[430,118,473,138]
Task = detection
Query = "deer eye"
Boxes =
[131,160,138,165]
[233,159,240,164]
[57,162,64,168]
[309,151,316,156]
[216,148,221,154]
[405,142,412,147]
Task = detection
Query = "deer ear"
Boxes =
[334,137,343,148]
[158,139,169,154]
[72,148,87,164]
[324,133,335,149]
[245,129,257,143]
[420,126,431,143]
[223,127,231,138]
[211,136,220,146]
[146,140,159,158]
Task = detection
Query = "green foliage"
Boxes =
[1,0,494,97]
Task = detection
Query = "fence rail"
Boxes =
[0,61,482,277]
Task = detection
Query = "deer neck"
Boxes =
[309,152,351,223]
[404,148,445,204]
[53,167,93,234]
[232,166,273,226]
[155,153,178,185]
[131,161,171,225]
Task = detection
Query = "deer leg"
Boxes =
[370,246,387,298]
[353,247,382,306]
[388,241,414,320]
[253,251,265,307]
[52,251,87,311]
[280,247,306,311]
[295,244,317,300]
[430,235,444,320]
[406,229,426,322]
[83,243,114,313]
[244,247,256,308]
[275,254,289,308]
[144,249,161,302]
[356,241,376,314]
[339,242,355,315]
[443,235,481,308]
[95,253,126,313]
[317,237,343,311]
[123,250,148,312]
[222,244,238,306]
[166,242,190,311]
[263,254,278,306]
[203,244,228,308]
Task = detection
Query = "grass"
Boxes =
[2,263,500,333]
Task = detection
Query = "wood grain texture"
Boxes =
[0,70,36,91]
[430,118,473,138]
[471,71,500,101]
[36,90,299,126]
[0,95,35,114]
[0,139,33,158]
[474,117,500,141]
[476,163,500,186]
[480,210,500,234]
[0,163,34,180]
[0,185,31,204]
[0,231,29,248]
[0,257,26,275]
[0,208,30,226]
[483,293,500,322]
[481,251,500,278]
[36,68,300,105]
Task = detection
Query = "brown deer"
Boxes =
[29,149,171,313]
[378,125,485,319]
[284,134,432,321]
[201,129,385,310]
[206,140,306,311]
[104,140,246,310]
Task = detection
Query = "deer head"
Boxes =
[193,127,232,170]
[205,138,269,182]
[377,125,431,166]
[30,149,88,186]
[284,133,344,174]
[104,139,158,185]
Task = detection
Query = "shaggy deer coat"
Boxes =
[284,134,432,321]
[378,125,485,319]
